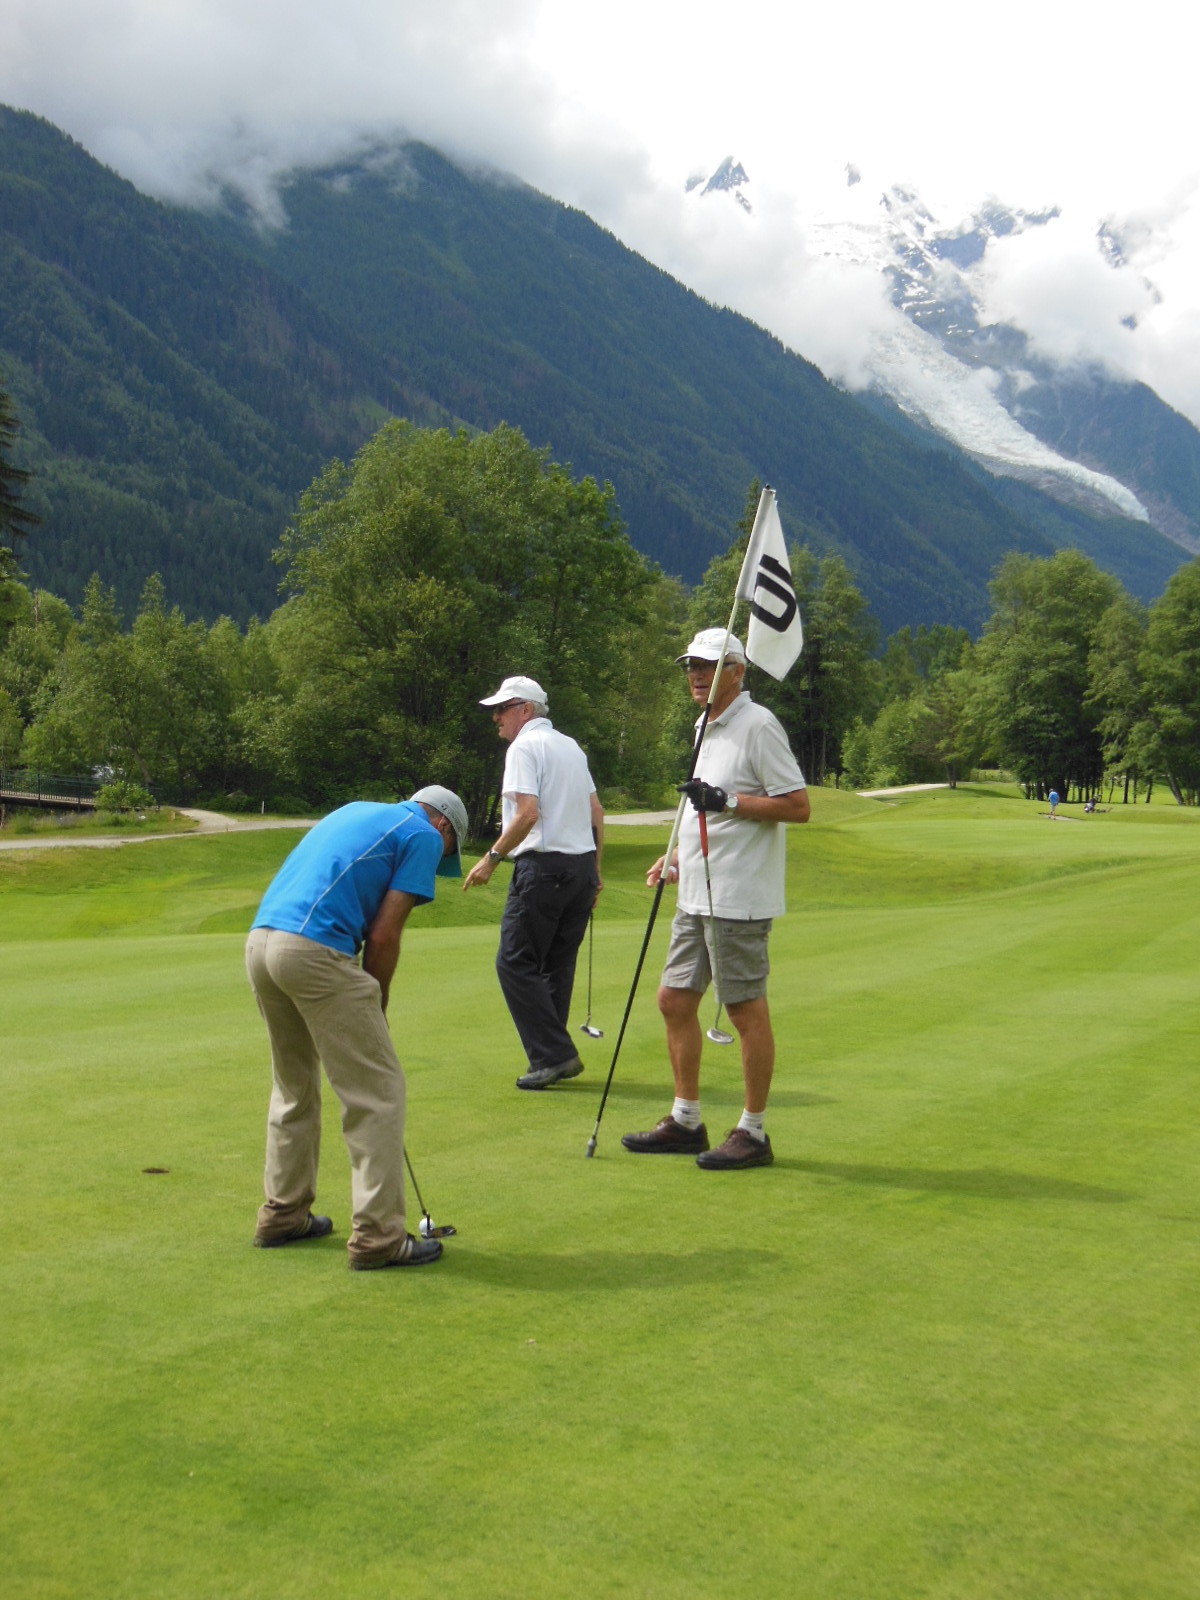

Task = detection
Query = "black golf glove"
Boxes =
[679,779,728,813]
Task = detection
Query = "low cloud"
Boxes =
[976,189,1200,425]
[1,0,565,213]
[2,0,1199,430]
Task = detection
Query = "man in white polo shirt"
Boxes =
[463,675,604,1090]
[622,628,809,1169]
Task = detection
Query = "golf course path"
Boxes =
[606,809,679,826]
[857,782,949,798]
[0,808,315,853]
[0,789,958,853]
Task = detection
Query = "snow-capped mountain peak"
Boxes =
[687,156,752,213]
[683,159,1200,551]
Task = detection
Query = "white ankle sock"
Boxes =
[737,1109,766,1142]
[672,1097,702,1130]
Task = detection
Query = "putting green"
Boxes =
[1,788,1198,1598]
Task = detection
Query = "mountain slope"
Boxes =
[205,142,1188,628]
[0,108,1187,632]
[0,107,438,620]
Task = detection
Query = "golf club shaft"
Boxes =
[697,810,726,1014]
[587,911,594,1019]
[403,1146,428,1218]
[587,871,668,1153]
[586,782,694,1154]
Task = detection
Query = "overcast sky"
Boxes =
[4,0,1198,425]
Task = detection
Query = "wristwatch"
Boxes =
[487,848,505,863]
[725,793,739,812]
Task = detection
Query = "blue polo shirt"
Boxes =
[252,802,443,956]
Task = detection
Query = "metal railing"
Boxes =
[0,768,102,809]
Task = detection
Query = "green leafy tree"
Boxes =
[0,584,77,765]
[22,575,248,797]
[840,719,873,789]
[866,698,936,787]
[839,643,986,791]
[97,779,155,814]
[879,623,973,704]
[0,685,22,769]
[258,420,653,820]
[927,654,989,786]
[591,570,690,804]
[1084,595,1156,801]
[974,550,1123,799]
[1141,557,1200,805]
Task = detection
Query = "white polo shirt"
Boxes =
[676,692,805,920]
[502,717,597,856]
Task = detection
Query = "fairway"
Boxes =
[2,788,1198,1598]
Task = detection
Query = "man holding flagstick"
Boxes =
[621,487,809,1169]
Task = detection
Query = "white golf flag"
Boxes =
[735,487,803,680]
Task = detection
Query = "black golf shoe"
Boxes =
[696,1128,774,1169]
[621,1115,710,1155]
[254,1213,334,1248]
[350,1232,444,1270]
[516,1056,585,1091]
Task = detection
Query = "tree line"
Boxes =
[3,404,1200,819]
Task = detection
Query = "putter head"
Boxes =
[580,1022,604,1038]
[418,1216,457,1239]
[706,1027,736,1046]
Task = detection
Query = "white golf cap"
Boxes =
[675,628,746,665]
[479,674,548,710]
[410,785,469,878]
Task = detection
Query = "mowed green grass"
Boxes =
[1,788,1198,1598]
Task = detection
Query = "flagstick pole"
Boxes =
[585,585,745,1158]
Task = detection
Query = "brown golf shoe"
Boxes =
[349,1232,444,1270]
[621,1115,710,1155]
[254,1213,334,1248]
[696,1128,774,1170]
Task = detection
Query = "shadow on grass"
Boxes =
[785,1160,1133,1203]
[446,1247,780,1291]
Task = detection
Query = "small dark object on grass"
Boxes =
[142,1166,170,1174]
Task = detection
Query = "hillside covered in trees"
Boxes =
[4,421,1199,818]
[1,105,1187,635]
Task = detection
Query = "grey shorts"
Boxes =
[661,910,773,1005]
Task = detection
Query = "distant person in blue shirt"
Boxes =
[1048,789,1060,820]
[246,786,468,1270]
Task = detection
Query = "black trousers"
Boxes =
[496,850,598,1071]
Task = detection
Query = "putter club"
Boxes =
[404,1146,457,1239]
[697,810,735,1047]
[580,912,604,1038]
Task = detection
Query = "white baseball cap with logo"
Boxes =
[479,675,548,711]
[675,628,746,665]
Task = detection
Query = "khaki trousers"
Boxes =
[246,927,408,1265]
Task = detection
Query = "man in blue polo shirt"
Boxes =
[246,785,468,1270]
